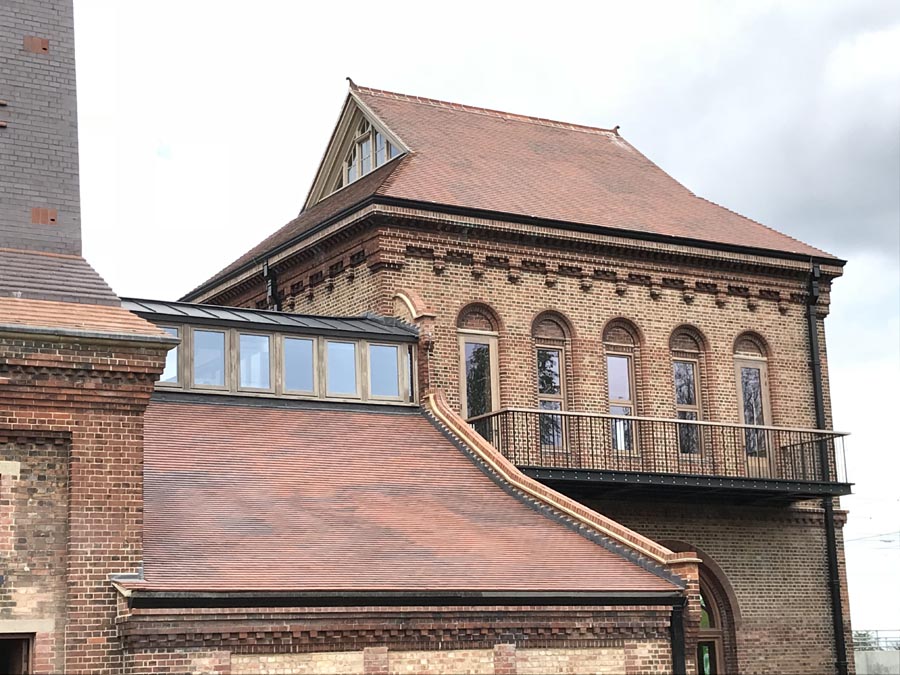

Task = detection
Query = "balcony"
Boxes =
[468,408,851,502]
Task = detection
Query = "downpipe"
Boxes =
[807,261,849,675]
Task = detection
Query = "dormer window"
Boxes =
[341,118,401,186]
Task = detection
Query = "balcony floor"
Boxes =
[522,466,853,504]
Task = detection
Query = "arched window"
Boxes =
[457,304,500,419]
[603,319,640,452]
[532,312,572,449]
[698,582,725,674]
[733,332,772,472]
[670,326,706,454]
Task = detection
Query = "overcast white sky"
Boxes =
[72,0,900,630]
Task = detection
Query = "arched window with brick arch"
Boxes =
[457,303,501,419]
[733,331,772,471]
[532,311,573,449]
[669,325,708,454]
[602,318,641,453]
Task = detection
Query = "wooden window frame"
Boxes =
[458,329,500,420]
[323,339,362,399]
[535,342,566,411]
[673,356,703,454]
[605,351,638,454]
[733,355,772,426]
[0,633,34,675]
[189,327,230,391]
[236,332,275,393]
[157,325,181,388]
[282,336,318,396]
[697,582,726,675]
[343,119,400,186]
[367,342,406,403]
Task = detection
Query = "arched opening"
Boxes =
[602,318,642,453]
[457,303,501,419]
[532,311,573,450]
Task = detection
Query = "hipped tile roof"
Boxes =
[188,84,837,299]
[141,400,678,593]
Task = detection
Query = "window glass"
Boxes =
[370,344,400,397]
[327,341,358,395]
[284,337,314,392]
[539,399,563,448]
[375,132,386,166]
[389,143,401,159]
[346,146,357,183]
[161,327,179,384]
[536,348,561,395]
[238,334,270,389]
[360,138,372,174]
[740,367,764,425]
[607,355,631,401]
[194,330,225,386]
[464,341,493,417]
[674,360,697,405]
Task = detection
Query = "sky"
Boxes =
[72,0,900,630]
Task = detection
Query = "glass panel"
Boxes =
[674,360,696,405]
[239,334,270,389]
[369,344,400,397]
[610,405,633,452]
[741,366,767,456]
[327,341,358,396]
[161,327,179,384]
[194,330,225,386]
[284,337,314,392]
[536,348,561,395]
[539,400,563,449]
[607,355,631,401]
[697,642,717,675]
[464,341,493,418]
[375,131,386,166]
[346,146,357,183]
[360,138,372,175]
[389,142,401,159]
[700,591,713,629]
[678,410,700,454]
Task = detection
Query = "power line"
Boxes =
[844,530,900,543]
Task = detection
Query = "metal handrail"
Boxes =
[466,406,850,437]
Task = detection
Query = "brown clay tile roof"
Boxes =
[0,296,170,339]
[187,85,837,300]
[0,248,119,305]
[354,86,831,259]
[142,399,679,593]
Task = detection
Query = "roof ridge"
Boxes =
[354,85,618,137]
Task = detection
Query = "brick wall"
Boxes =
[209,213,850,674]
[118,605,675,675]
[0,331,167,673]
[0,0,82,254]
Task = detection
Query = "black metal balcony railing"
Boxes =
[468,408,848,485]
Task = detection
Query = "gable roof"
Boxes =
[139,398,680,593]
[184,84,838,301]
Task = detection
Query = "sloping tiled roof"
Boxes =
[141,399,679,593]
[353,86,830,258]
[0,248,119,305]
[0,296,170,340]
[186,85,837,300]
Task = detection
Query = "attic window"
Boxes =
[342,118,401,186]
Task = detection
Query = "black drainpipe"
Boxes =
[807,261,849,675]
[670,599,686,675]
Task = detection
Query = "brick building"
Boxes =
[0,1,853,674]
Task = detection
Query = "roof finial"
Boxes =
[613,125,621,136]
[346,76,357,91]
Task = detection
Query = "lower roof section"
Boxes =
[140,395,681,594]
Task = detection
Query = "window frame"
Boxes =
[282,335,318,396]
[366,341,406,402]
[673,356,703,454]
[157,325,182,387]
[236,331,274,393]
[343,119,401,186]
[323,339,362,399]
[190,327,230,391]
[605,352,637,454]
[458,329,500,420]
[733,355,772,427]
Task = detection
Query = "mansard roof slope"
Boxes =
[184,83,839,301]
[137,397,682,593]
